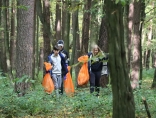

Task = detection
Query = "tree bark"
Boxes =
[10,0,16,71]
[0,0,8,73]
[81,0,91,53]
[55,0,62,41]
[89,0,99,48]
[63,0,71,53]
[36,0,51,63]
[151,67,156,88]
[130,0,141,89]
[15,0,35,96]
[105,1,135,117]
[71,1,81,87]
[98,5,109,88]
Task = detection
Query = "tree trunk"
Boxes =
[139,0,145,87]
[152,50,156,68]
[15,0,35,96]
[39,46,44,71]
[130,0,141,89]
[0,0,8,73]
[10,0,16,71]
[36,0,51,63]
[81,0,91,53]
[71,1,81,87]
[145,21,152,70]
[98,5,109,88]
[42,0,51,62]
[36,15,40,74]
[89,0,99,48]
[151,68,156,88]
[105,1,135,118]
[128,3,134,71]
[55,0,62,41]
[63,0,70,53]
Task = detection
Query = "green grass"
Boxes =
[0,68,156,118]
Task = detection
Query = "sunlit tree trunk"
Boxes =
[128,2,134,71]
[105,1,135,117]
[145,15,153,70]
[15,0,35,96]
[130,0,141,89]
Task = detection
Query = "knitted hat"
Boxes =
[57,40,64,47]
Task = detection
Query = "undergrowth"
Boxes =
[0,69,156,118]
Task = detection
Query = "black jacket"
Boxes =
[88,52,108,72]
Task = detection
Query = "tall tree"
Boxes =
[10,0,16,72]
[0,0,8,73]
[55,0,62,41]
[130,0,141,89]
[105,0,135,117]
[63,0,71,53]
[81,0,91,53]
[151,68,156,88]
[90,0,99,47]
[42,0,51,62]
[15,0,35,96]
[98,4,109,88]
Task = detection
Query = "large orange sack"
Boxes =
[77,55,89,85]
[42,73,54,94]
[64,66,75,95]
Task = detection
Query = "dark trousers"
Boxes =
[59,75,64,94]
[89,71,101,94]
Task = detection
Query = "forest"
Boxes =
[0,0,156,118]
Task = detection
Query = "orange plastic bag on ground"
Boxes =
[42,73,54,94]
[44,62,52,71]
[64,66,75,95]
[77,55,89,85]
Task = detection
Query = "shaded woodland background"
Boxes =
[0,0,156,118]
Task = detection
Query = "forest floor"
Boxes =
[0,68,156,118]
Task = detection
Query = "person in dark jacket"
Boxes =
[88,45,106,96]
[57,40,69,94]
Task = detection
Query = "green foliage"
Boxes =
[0,69,156,117]
[14,75,35,84]
[115,0,127,6]
[17,5,29,10]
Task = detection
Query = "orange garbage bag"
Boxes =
[77,55,89,85]
[44,62,52,71]
[42,73,54,94]
[78,55,88,62]
[64,66,75,95]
